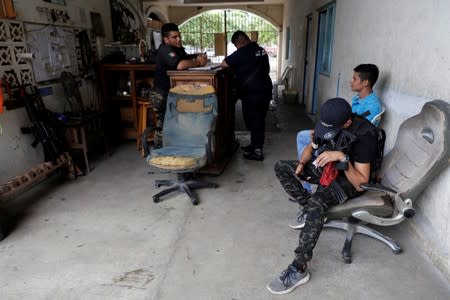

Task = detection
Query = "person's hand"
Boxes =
[196,54,207,66]
[314,151,345,167]
[295,161,305,176]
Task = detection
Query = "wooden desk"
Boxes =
[168,68,236,174]
[99,63,156,141]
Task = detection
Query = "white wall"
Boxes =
[284,0,450,280]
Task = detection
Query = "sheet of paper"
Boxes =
[188,62,222,71]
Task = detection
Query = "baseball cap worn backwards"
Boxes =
[315,97,352,140]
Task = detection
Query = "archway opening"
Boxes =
[179,9,279,80]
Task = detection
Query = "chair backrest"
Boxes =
[380,100,450,200]
[371,105,385,127]
[277,65,293,86]
[60,71,84,113]
[162,88,218,149]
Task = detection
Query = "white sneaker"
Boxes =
[289,211,307,229]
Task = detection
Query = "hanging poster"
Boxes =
[109,0,142,42]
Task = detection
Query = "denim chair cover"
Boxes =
[325,100,450,263]
[147,85,219,205]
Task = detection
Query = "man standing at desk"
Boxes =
[151,23,208,149]
[220,31,273,161]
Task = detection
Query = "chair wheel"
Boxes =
[342,255,352,264]
[155,183,161,188]
[0,225,5,241]
[393,249,402,255]
[153,196,160,203]
[192,199,199,205]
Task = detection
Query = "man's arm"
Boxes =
[176,54,207,70]
[295,144,314,175]
[313,151,370,191]
[344,161,370,191]
[220,60,230,68]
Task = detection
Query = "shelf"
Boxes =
[119,120,134,128]
[136,96,150,102]
[120,128,137,139]
[119,107,134,122]
[99,63,156,143]
[112,95,132,102]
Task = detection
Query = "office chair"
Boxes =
[324,100,450,263]
[269,65,293,129]
[272,65,293,103]
[147,85,219,205]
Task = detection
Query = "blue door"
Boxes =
[302,15,312,106]
[311,2,336,114]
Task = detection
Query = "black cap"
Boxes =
[314,98,352,140]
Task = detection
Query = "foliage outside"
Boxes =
[180,9,277,55]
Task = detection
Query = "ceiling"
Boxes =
[145,0,284,5]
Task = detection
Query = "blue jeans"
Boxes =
[296,129,313,192]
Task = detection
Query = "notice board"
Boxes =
[24,23,79,82]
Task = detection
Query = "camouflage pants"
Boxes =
[274,160,359,267]
[149,89,167,149]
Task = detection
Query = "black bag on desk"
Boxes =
[101,51,126,64]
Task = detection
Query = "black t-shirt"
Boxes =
[224,42,272,96]
[345,114,378,165]
[154,44,191,93]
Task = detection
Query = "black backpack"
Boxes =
[350,115,386,182]
[371,127,386,183]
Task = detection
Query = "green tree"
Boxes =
[180,9,277,53]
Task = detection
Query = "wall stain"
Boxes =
[112,268,154,289]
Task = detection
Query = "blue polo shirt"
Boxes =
[351,92,382,126]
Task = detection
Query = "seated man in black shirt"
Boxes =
[267,98,378,295]
[151,23,207,148]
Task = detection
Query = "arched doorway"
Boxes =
[179,9,279,80]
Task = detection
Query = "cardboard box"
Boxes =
[147,19,162,29]
[283,88,298,104]
[0,0,16,18]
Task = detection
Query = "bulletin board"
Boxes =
[24,23,79,82]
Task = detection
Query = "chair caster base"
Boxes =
[152,177,217,206]
[325,220,403,264]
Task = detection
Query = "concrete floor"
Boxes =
[0,103,449,299]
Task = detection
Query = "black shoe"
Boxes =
[243,148,264,161]
[241,144,254,153]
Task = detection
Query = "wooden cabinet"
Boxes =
[167,68,236,174]
[99,64,156,141]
